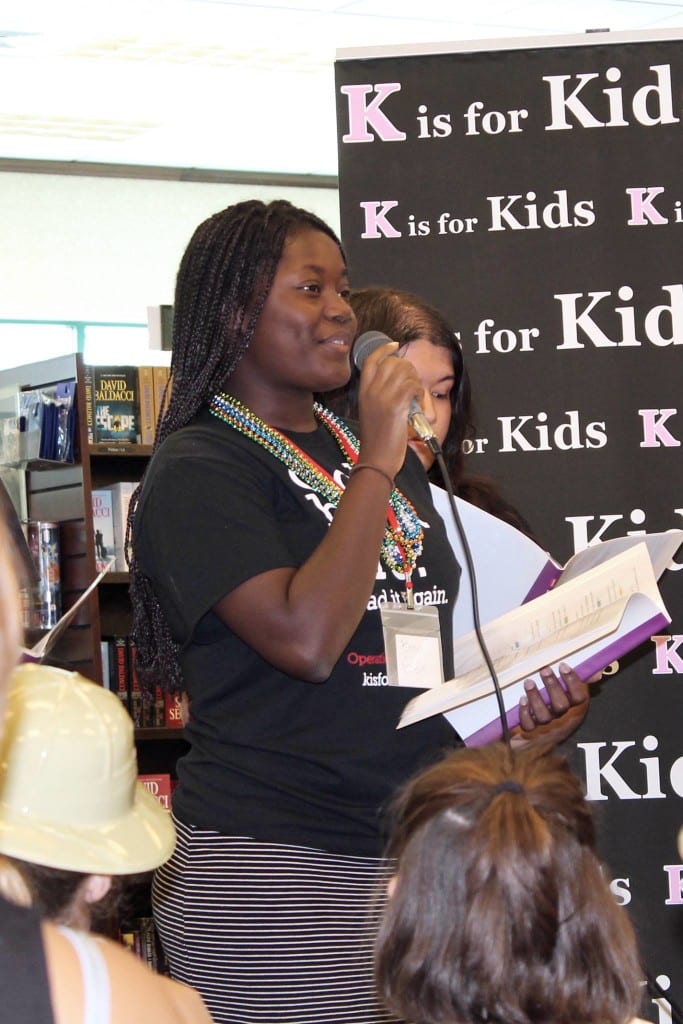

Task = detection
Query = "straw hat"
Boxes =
[0,663,175,874]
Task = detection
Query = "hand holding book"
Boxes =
[401,488,683,744]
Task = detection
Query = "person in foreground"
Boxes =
[326,285,590,744]
[0,519,214,1024]
[0,662,173,935]
[375,742,646,1024]
[127,198,588,1023]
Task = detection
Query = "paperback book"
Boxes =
[138,773,172,811]
[91,489,115,573]
[108,480,136,572]
[86,365,141,445]
[397,487,683,744]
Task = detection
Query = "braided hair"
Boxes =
[126,199,344,692]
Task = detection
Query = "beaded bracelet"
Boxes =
[350,462,395,488]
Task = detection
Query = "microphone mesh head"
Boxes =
[352,330,391,370]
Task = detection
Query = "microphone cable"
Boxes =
[431,446,511,748]
[352,328,510,745]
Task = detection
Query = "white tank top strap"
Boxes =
[56,925,111,1024]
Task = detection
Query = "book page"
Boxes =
[430,486,556,638]
[22,558,114,660]
[451,593,669,745]
[557,529,683,585]
[430,494,683,742]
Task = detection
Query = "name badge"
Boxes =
[380,604,444,689]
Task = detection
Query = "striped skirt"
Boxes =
[152,817,402,1024]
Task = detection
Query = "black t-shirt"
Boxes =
[134,408,462,856]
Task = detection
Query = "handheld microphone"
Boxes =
[352,331,441,453]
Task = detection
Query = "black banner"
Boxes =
[336,31,683,1015]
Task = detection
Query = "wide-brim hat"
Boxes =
[0,663,175,874]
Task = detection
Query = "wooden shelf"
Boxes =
[102,571,130,585]
[135,727,186,742]
[88,444,153,458]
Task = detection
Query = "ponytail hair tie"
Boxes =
[491,780,525,797]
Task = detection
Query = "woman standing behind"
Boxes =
[128,199,464,1024]
[326,285,536,535]
[326,286,590,743]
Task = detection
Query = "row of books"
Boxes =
[120,915,170,975]
[83,364,170,446]
[101,635,183,729]
[92,481,136,572]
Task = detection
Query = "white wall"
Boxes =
[0,172,341,323]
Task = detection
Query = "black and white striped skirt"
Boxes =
[152,817,402,1024]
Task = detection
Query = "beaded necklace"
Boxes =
[209,391,424,598]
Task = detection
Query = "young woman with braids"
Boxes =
[126,199,587,1024]
[375,742,646,1024]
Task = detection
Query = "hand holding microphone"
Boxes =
[352,331,442,456]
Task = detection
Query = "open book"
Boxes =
[398,487,683,744]
[22,558,114,662]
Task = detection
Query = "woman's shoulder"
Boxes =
[43,924,214,1024]
[146,411,258,491]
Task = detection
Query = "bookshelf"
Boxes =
[0,353,187,762]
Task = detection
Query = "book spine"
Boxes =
[153,685,165,727]
[83,364,95,445]
[164,692,183,728]
[137,366,155,446]
[152,365,170,429]
[113,636,129,712]
[128,639,143,727]
[139,917,158,971]
[100,639,111,689]
[109,482,135,572]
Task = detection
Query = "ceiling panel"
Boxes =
[0,0,682,175]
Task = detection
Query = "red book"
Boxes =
[138,773,172,811]
[128,640,143,727]
[164,693,183,728]
[113,636,129,711]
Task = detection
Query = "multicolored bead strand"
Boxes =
[209,392,424,583]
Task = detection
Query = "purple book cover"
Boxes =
[463,609,669,746]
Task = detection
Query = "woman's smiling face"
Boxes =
[237,228,357,404]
